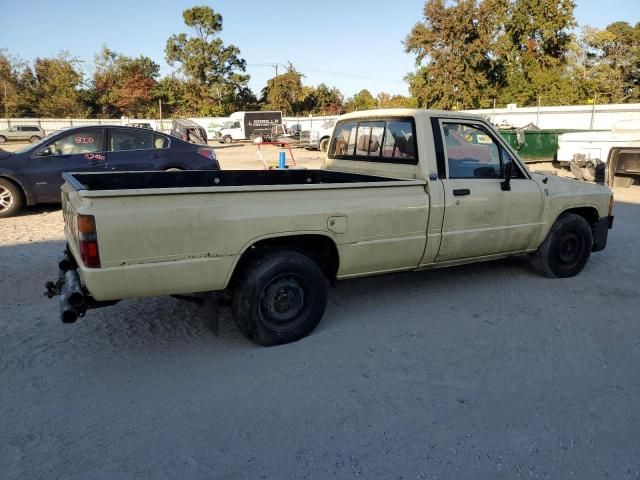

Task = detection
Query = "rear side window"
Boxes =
[329,118,417,164]
[153,134,169,149]
[109,129,154,152]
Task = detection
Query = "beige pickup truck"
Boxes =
[47,109,614,346]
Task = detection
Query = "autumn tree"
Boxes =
[0,50,30,117]
[92,47,160,118]
[165,5,251,114]
[314,83,344,114]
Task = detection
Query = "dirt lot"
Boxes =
[1,142,640,479]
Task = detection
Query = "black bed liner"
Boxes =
[63,169,404,191]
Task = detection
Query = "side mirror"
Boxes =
[501,161,513,191]
[36,146,53,157]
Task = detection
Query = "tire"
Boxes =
[223,135,232,144]
[319,137,330,153]
[582,161,596,182]
[29,136,41,143]
[612,175,634,188]
[0,178,23,218]
[531,213,593,278]
[0,136,6,144]
[232,250,328,346]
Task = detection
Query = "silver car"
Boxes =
[0,125,46,143]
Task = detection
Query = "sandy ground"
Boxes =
[1,142,640,479]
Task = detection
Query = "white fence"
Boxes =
[2,104,639,136]
[463,103,640,130]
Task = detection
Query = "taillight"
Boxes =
[77,214,100,268]
[197,147,216,160]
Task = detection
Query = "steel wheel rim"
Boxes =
[259,273,312,332]
[557,231,582,264]
[0,186,14,212]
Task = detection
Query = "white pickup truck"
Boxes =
[48,109,614,346]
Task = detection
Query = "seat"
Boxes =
[356,134,380,155]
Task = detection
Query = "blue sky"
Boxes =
[0,0,638,98]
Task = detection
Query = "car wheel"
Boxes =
[0,178,23,218]
[29,136,41,143]
[223,135,232,144]
[0,136,6,144]
[319,137,330,152]
[232,250,328,346]
[165,167,183,172]
[531,213,593,278]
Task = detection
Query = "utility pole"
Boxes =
[158,99,162,129]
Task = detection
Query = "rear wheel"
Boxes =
[531,213,593,278]
[29,136,41,143]
[0,178,23,218]
[232,250,328,346]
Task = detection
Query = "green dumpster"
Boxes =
[499,129,577,163]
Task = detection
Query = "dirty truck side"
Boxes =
[48,109,614,346]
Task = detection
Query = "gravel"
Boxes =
[1,149,639,479]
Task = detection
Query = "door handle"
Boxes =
[150,153,161,159]
[453,188,471,196]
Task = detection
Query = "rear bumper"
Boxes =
[593,216,614,252]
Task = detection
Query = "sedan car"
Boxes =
[0,125,219,218]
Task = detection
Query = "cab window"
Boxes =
[329,118,417,164]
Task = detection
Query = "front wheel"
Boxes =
[319,137,330,152]
[531,213,593,278]
[0,178,23,218]
[232,250,328,346]
[223,135,232,144]
[0,136,6,144]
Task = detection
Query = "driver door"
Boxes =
[435,120,543,262]
[28,128,107,202]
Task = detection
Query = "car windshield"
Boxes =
[13,130,60,154]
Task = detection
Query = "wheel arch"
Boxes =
[227,233,340,289]
[0,174,32,205]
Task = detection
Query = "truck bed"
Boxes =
[63,169,408,194]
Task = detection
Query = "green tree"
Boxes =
[314,83,344,114]
[405,0,509,109]
[32,52,87,117]
[261,64,304,115]
[344,89,377,112]
[376,92,419,108]
[0,50,29,117]
[500,0,577,106]
[165,5,251,114]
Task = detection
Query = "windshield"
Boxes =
[13,130,60,154]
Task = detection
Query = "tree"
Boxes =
[32,52,87,117]
[500,0,577,106]
[376,92,419,108]
[405,0,509,109]
[0,50,28,117]
[314,83,344,114]
[92,47,160,118]
[165,5,251,114]
[344,89,377,112]
[261,64,304,115]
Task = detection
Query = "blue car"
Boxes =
[0,125,219,217]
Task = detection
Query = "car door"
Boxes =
[106,127,167,171]
[434,119,543,263]
[27,128,107,202]
[7,126,20,140]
